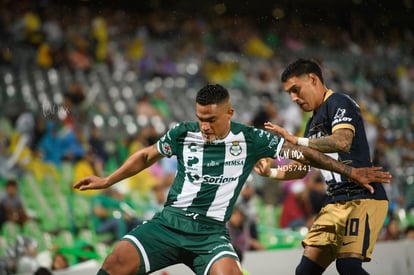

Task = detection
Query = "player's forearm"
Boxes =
[308,136,341,153]
[307,129,353,153]
[308,135,349,153]
[282,142,352,178]
[106,145,162,186]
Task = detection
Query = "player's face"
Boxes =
[283,74,322,112]
[196,101,234,143]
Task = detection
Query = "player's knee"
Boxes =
[295,256,325,275]
[336,258,369,275]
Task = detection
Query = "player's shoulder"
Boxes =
[230,121,260,135]
[168,121,199,133]
[328,91,355,103]
[230,121,251,131]
[327,91,359,108]
[328,91,349,101]
[231,121,273,139]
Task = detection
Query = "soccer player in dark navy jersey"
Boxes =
[257,58,389,275]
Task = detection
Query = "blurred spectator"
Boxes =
[67,39,92,71]
[251,93,280,130]
[236,174,262,250]
[278,170,329,230]
[91,16,109,63]
[135,94,162,118]
[90,188,142,241]
[51,252,69,271]
[73,150,104,196]
[143,182,168,221]
[0,179,29,228]
[125,127,160,195]
[405,225,414,240]
[380,217,402,241]
[36,42,53,68]
[150,88,173,119]
[30,117,46,152]
[247,66,278,95]
[6,112,35,172]
[88,126,109,164]
[0,119,21,178]
[279,179,310,229]
[60,126,86,162]
[62,82,88,130]
[38,121,63,166]
[227,204,265,260]
[306,170,327,218]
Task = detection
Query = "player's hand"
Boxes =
[254,158,272,177]
[73,175,109,191]
[264,122,298,144]
[350,167,392,194]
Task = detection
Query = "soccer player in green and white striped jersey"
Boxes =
[74,84,391,275]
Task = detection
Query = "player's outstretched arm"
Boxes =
[73,144,164,191]
[264,121,353,153]
[280,141,392,193]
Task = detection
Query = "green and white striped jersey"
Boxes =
[157,121,284,222]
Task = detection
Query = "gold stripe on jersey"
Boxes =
[332,123,355,135]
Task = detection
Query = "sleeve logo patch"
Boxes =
[333,108,352,124]
[161,142,172,156]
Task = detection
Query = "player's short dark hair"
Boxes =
[196,84,229,106]
[281,58,324,84]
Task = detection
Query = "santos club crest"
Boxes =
[229,141,242,156]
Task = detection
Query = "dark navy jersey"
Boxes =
[304,90,388,203]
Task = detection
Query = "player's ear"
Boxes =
[227,107,234,117]
[309,73,319,85]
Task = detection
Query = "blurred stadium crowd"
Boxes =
[0,0,414,273]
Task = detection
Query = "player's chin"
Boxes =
[202,134,216,143]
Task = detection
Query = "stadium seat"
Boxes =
[1,221,21,246]
[55,230,75,248]
[21,220,48,251]
[0,236,7,257]
[258,224,303,250]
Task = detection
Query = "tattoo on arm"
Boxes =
[280,142,352,177]
[308,128,353,153]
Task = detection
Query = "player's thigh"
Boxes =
[209,256,243,275]
[339,199,388,261]
[302,201,356,267]
[190,229,240,274]
[122,220,182,274]
[304,202,355,249]
[102,240,140,275]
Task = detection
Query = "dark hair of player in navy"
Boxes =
[196,84,230,106]
[281,58,324,84]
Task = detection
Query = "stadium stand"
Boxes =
[0,0,413,273]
